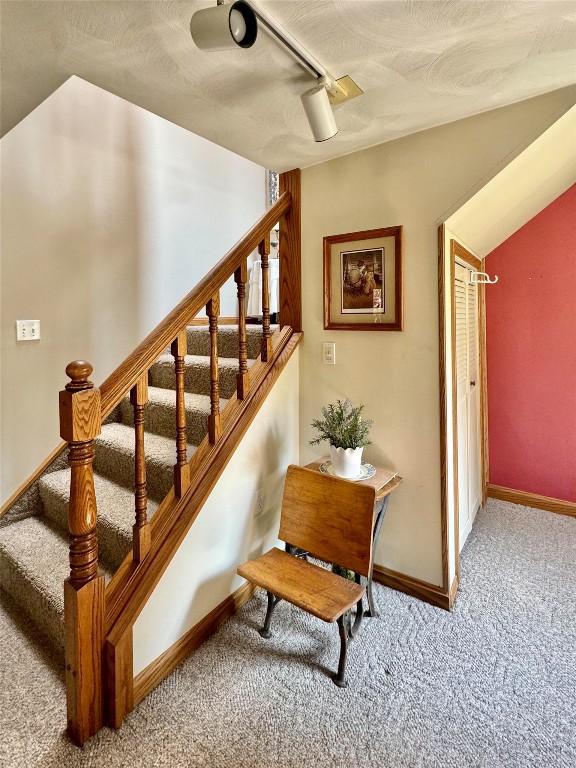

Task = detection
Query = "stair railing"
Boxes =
[58,170,301,745]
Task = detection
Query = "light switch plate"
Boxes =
[322,342,336,365]
[16,320,41,341]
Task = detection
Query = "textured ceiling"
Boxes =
[2,1,576,171]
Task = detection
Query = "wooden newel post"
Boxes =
[59,360,105,746]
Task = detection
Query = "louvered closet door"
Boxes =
[466,280,481,528]
[455,264,470,549]
[455,262,482,551]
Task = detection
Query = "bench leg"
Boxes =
[259,591,280,639]
[365,575,379,619]
[333,614,349,688]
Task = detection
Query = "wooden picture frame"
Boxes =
[323,226,403,331]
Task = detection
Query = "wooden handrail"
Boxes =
[99,192,291,419]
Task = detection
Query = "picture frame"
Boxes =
[323,226,403,331]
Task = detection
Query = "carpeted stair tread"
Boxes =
[119,386,227,444]
[149,354,253,399]
[0,517,73,650]
[94,423,195,502]
[186,324,276,359]
[39,469,160,571]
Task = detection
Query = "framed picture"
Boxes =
[323,226,403,331]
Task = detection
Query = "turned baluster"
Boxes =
[206,292,222,443]
[260,235,273,362]
[130,373,150,561]
[59,360,104,745]
[171,331,190,497]
[235,259,250,399]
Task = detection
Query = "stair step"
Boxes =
[0,516,71,651]
[119,386,226,444]
[149,354,252,400]
[39,469,160,571]
[94,423,195,502]
[186,324,273,359]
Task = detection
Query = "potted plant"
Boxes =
[310,399,372,479]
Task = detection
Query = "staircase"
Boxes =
[0,170,302,746]
[0,325,271,651]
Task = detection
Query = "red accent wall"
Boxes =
[485,184,576,502]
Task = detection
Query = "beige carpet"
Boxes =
[1,500,575,768]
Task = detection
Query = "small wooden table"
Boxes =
[304,458,402,618]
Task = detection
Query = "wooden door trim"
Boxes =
[437,225,451,595]
[446,237,488,583]
[438,229,488,602]
[452,239,482,270]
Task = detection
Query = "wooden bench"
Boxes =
[237,464,376,687]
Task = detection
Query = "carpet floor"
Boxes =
[1,499,574,768]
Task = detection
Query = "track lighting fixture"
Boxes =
[190,1,363,142]
[301,83,338,142]
[190,0,257,51]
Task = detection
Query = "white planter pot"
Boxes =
[330,445,364,479]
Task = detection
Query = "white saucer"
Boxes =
[319,461,377,482]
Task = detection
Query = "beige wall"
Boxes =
[134,350,299,675]
[0,77,265,504]
[299,86,576,587]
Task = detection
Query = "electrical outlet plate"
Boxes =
[16,320,41,341]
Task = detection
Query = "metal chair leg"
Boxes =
[333,614,349,688]
[259,591,280,639]
[365,574,379,618]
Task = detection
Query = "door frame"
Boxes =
[438,227,488,589]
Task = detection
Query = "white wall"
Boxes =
[133,350,299,675]
[0,76,265,504]
[299,87,576,589]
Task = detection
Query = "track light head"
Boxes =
[190,1,258,51]
[301,84,338,142]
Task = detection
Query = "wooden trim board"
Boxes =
[437,224,450,594]
[0,441,66,519]
[487,484,576,517]
[373,564,456,611]
[133,582,254,705]
[187,317,240,326]
[279,169,302,333]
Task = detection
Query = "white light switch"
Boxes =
[322,342,336,365]
[16,320,41,342]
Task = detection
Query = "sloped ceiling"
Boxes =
[446,105,576,257]
[2,0,576,171]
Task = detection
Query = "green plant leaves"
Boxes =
[309,399,372,450]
